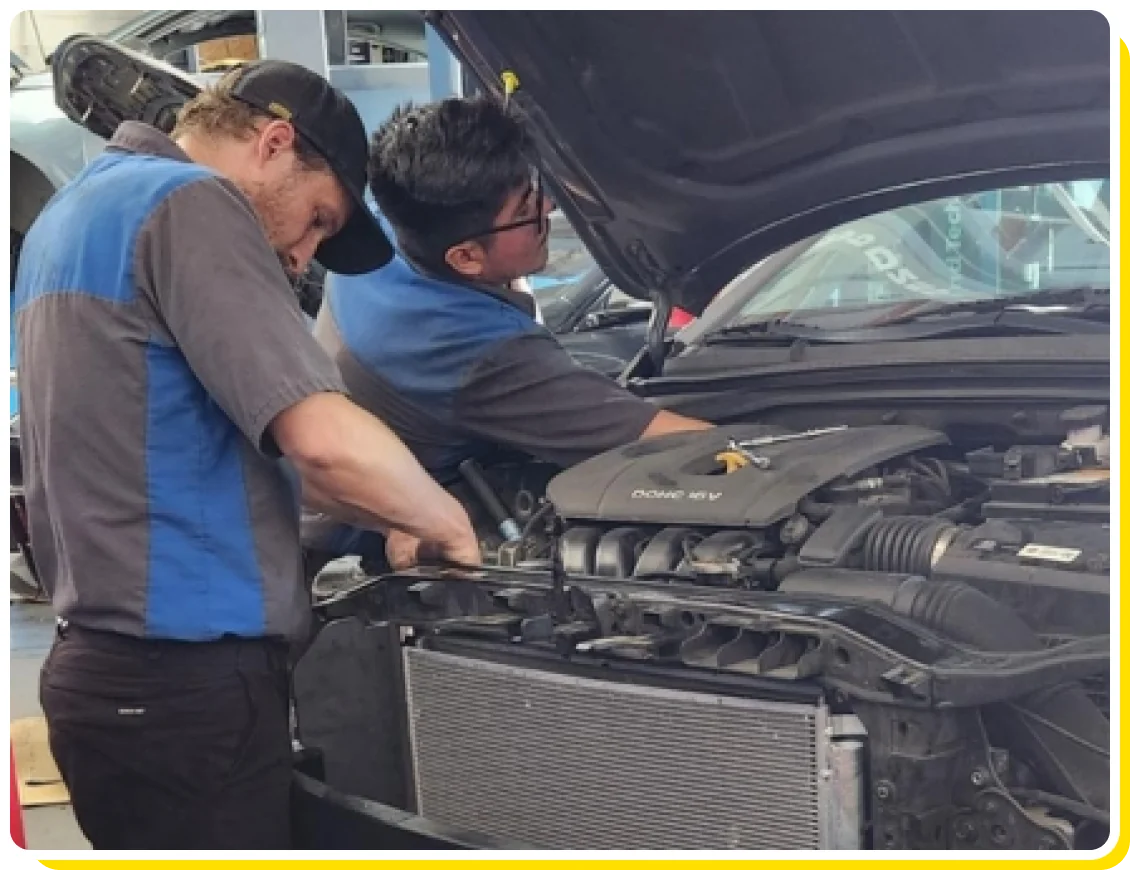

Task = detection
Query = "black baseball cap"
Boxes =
[228,59,393,275]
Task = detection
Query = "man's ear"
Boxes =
[255,119,298,165]
[444,241,486,279]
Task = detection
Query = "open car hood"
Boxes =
[426,11,1110,314]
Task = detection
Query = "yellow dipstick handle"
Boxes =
[714,451,750,474]
[501,70,520,105]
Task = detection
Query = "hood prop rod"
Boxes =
[646,290,672,377]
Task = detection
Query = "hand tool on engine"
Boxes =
[458,458,522,542]
[735,425,848,450]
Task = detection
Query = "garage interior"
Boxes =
[9,9,1112,855]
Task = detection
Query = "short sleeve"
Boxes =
[453,331,658,467]
[135,177,345,456]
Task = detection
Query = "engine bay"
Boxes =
[478,419,1109,637]
[298,412,1111,851]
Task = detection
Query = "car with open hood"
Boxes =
[47,11,1113,852]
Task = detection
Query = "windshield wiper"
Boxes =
[701,319,834,344]
[876,285,1110,327]
[705,286,1110,347]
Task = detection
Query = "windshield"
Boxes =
[529,212,597,297]
[723,178,1110,329]
[526,212,600,329]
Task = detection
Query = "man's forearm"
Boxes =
[299,487,389,537]
[299,428,467,543]
[272,393,471,546]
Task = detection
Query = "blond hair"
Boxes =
[171,66,326,170]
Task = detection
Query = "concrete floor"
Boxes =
[10,597,90,849]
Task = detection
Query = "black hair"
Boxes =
[367,96,532,269]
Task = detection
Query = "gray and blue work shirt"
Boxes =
[13,122,345,644]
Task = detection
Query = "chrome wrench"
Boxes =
[725,439,771,469]
[735,425,848,450]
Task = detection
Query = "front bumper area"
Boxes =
[291,755,524,850]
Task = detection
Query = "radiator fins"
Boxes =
[404,647,857,849]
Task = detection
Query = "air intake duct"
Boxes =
[861,517,958,575]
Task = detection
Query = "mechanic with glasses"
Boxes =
[311,96,710,565]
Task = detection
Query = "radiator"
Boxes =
[403,647,864,850]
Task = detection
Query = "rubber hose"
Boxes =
[862,517,955,576]
[458,459,520,542]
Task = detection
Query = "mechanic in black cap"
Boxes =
[15,59,479,849]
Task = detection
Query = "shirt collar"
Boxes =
[107,122,193,163]
[464,275,540,320]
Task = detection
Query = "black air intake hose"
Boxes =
[861,517,957,575]
[778,569,1109,811]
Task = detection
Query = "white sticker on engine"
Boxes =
[1017,544,1082,564]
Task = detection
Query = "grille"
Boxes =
[404,647,861,850]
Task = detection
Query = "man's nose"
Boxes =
[286,236,321,276]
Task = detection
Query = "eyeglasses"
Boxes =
[458,170,547,243]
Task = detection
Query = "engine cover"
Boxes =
[547,425,948,528]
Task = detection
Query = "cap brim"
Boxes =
[314,184,394,275]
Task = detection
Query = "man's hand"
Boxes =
[641,409,714,439]
[386,523,482,571]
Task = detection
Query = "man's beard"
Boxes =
[244,173,301,279]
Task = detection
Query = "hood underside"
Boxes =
[427,11,1110,314]
[52,35,203,141]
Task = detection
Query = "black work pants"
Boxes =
[39,624,293,850]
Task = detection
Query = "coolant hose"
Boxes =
[778,569,1109,811]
